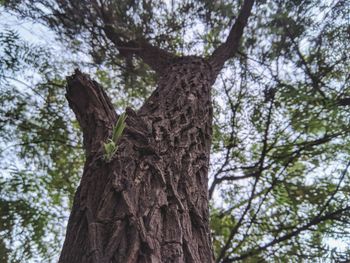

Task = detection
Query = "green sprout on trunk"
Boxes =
[103,112,127,162]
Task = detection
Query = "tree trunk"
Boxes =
[59,56,215,263]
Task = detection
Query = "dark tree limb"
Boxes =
[66,69,117,156]
[209,0,255,79]
[103,25,176,74]
[337,97,350,106]
[98,2,176,75]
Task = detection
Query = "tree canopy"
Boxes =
[1,0,350,262]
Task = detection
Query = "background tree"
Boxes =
[1,0,350,262]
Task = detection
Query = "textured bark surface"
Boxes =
[60,57,215,263]
[59,1,255,261]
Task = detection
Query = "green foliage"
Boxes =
[103,112,127,162]
[2,0,350,262]
[209,1,350,261]
[0,20,84,262]
[0,29,47,79]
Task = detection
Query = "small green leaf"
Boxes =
[103,111,127,162]
[112,112,127,141]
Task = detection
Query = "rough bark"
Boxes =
[60,57,215,263]
[59,1,255,261]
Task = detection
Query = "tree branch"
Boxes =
[209,76,245,199]
[284,27,327,99]
[103,25,176,74]
[225,205,350,262]
[66,69,117,156]
[98,2,175,75]
[216,97,274,263]
[209,0,255,79]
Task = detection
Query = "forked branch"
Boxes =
[66,69,117,156]
[209,0,255,78]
